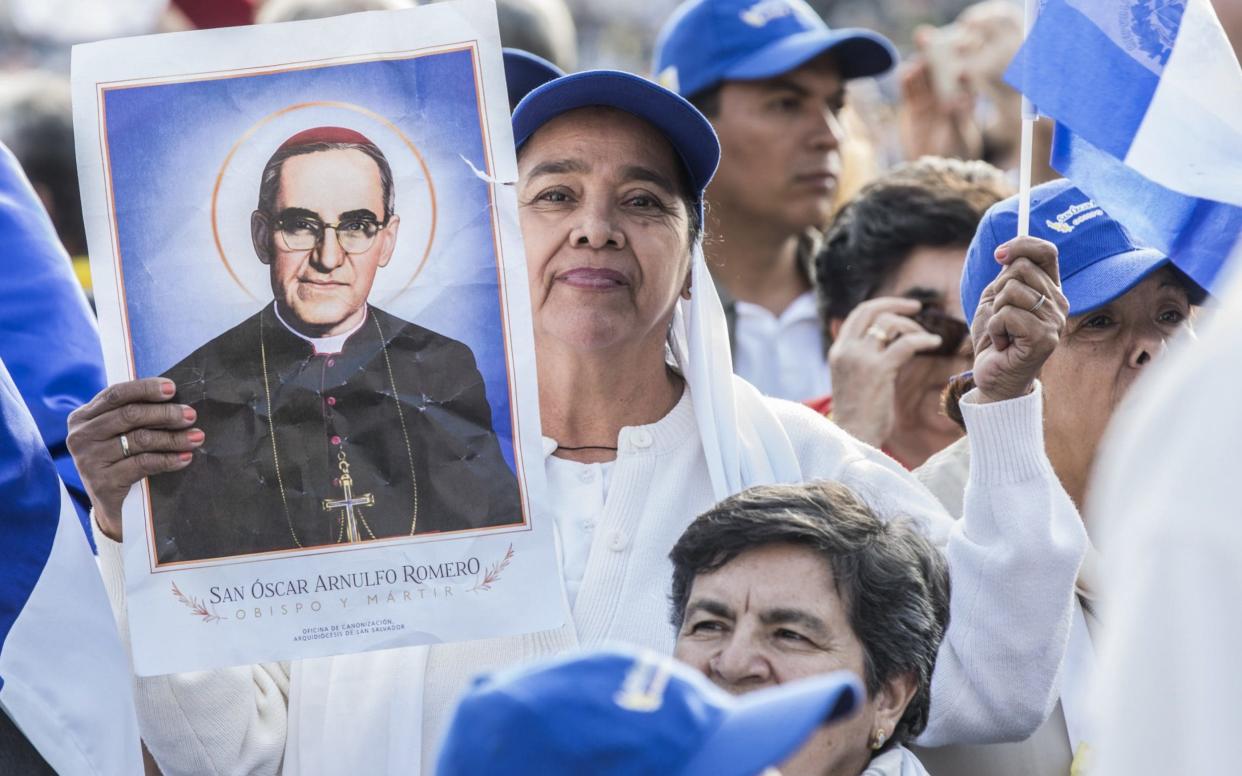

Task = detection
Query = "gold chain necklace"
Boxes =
[260,310,419,547]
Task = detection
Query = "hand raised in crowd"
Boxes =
[65,378,202,540]
[969,236,1068,402]
[828,297,944,447]
[897,29,982,162]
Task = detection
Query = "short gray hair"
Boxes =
[669,481,950,745]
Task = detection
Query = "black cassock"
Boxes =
[150,304,522,563]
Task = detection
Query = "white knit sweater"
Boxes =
[96,384,1086,775]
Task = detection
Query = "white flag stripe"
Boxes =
[1126,0,1242,207]
[0,485,142,776]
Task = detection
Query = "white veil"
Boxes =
[668,242,805,499]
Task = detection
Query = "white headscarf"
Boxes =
[669,242,804,499]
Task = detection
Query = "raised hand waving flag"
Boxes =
[0,357,142,774]
[1006,0,1242,292]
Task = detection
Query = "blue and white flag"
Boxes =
[0,357,142,775]
[1006,0,1242,292]
[0,142,106,530]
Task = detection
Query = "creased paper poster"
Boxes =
[72,0,564,675]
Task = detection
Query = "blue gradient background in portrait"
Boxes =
[102,49,517,471]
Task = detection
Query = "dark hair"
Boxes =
[497,0,578,70]
[0,72,85,255]
[669,481,950,745]
[687,84,722,118]
[815,157,1011,348]
[257,140,396,221]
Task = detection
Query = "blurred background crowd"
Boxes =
[0,0,1102,308]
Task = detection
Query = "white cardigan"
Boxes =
[96,384,1086,775]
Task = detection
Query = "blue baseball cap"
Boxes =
[653,0,897,99]
[503,48,565,108]
[512,70,721,223]
[961,179,1208,326]
[435,648,863,776]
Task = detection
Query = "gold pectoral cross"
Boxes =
[322,451,374,544]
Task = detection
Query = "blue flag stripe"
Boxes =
[1005,0,1159,159]
[1051,124,1242,293]
[0,361,63,693]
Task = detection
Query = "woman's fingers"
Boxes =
[995,235,1061,283]
[886,331,945,361]
[837,297,923,342]
[122,427,204,457]
[71,377,174,424]
[92,401,197,440]
[110,451,195,483]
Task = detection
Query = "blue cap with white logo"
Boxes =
[961,179,1208,326]
[653,0,897,99]
[435,647,862,776]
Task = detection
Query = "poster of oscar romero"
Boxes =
[72,0,563,675]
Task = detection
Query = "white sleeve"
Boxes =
[840,382,1087,746]
[93,522,290,776]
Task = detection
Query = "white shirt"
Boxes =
[732,291,830,402]
[543,439,614,610]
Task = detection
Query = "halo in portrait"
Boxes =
[211,101,437,305]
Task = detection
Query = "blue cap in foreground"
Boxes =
[512,70,720,221]
[961,179,1209,326]
[435,647,862,776]
[502,48,565,108]
[653,0,896,99]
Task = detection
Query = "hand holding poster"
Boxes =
[71,0,563,676]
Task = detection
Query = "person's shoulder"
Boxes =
[760,395,877,474]
[371,307,481,370]
[914,436,971,520]
[162,309,264,381]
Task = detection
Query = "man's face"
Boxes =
[674,543,885,776]
[254,148,400,337]
[707,55,846,232]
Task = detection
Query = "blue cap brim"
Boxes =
[503,48,565,108]
[725,28,896,83]
[1063,249,1207,315]
[512,70,721,207]
[679,671,863,776]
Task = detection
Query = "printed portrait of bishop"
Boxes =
[150,126,523,564]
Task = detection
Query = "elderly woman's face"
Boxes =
[1040,268,1193,463]
[674,544,912,776]
[517,107,693,354]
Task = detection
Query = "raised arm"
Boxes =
[68,379,290,774]
[843,236,1087,744]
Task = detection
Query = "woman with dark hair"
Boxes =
[671,480,948,776]
[810,157,1012,468]
[914,179,1207,776]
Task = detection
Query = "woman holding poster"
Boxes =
[72,64,1087,776]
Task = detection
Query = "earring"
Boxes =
[870,729,887,750]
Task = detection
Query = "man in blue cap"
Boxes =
[653,0,896,402]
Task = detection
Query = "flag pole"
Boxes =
[1017,0,1038,237]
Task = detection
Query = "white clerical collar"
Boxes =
[271,302,367,355]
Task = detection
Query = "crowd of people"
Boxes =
[1,0,1238,774]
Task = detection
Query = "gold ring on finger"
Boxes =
[866,324,892,345]
[119,433,132,458]
[1028,293,1048,314]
